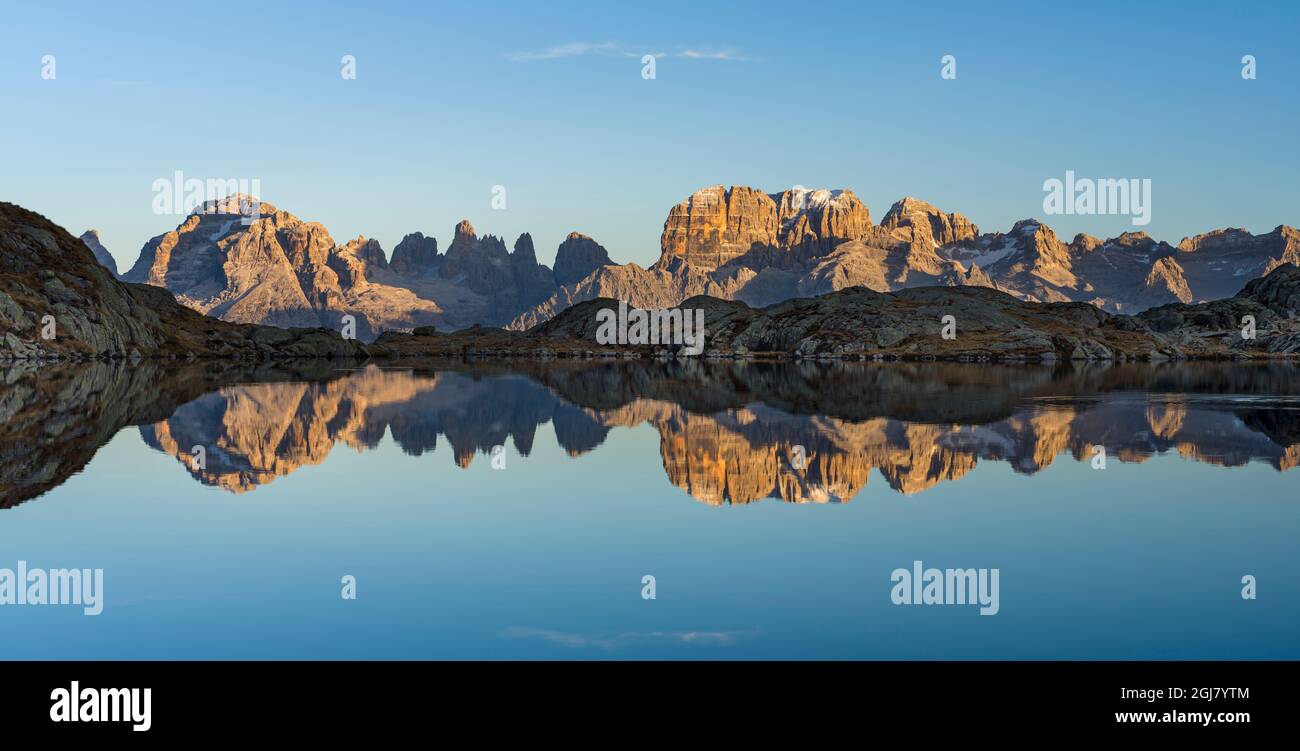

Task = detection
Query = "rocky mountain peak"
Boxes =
[772,187,872,251]
[880,197,978,247]
[439,221,514,299]
[190,193,266,217]
[444,219,507,266]
[1070,233,1104,253]
[659,185,779,269]
[1177,227,1254,252]
[390,232,439,276]
[1138,256,1193,305]
[1020,220,1068,258]
[341,236,388,268]
[973,219,1077,293]
[883,196,934,217]
[1112,231,1155,249]
[659,184,873,271]
[508,233,557,310]
[554,232,612,286]
[512,233,537,264]
[772,188,859,228]
[1011,219,1044,235]
[325,237,384,290]
[79,229,118,277]
[120,199,341,328]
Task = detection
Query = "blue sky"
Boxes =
[1,0,1296,271]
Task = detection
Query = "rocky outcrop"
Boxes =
[1239,263,1300,311]
[795,242,892,297]
[864,197,980,283]
[518,286,1131,361]
[1,201,365,362]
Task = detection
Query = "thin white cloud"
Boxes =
[504,42,619,62]
[500,626,758,651]
[677,48,747,61]
[506,42,749,63]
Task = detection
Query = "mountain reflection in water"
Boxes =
[4,359,1300,508]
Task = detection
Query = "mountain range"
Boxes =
[92,186,1298,340]
[9,196,1300,365]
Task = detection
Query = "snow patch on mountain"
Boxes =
[779,187,849,229]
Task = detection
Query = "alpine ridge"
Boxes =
[89,186,1300,339]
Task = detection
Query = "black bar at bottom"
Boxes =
[0,661,1284,738]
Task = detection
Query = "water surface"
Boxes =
[1,360,1296,658]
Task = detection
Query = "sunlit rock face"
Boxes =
[879,197,979,250]
[515,186,1300,335]
[122,198,341,329]
[657,185,873,271]
[120,202,567,339]
[658,186,780,270]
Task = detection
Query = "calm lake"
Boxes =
[1,360,1296,659]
